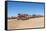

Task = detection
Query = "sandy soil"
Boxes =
[8,17,44,29]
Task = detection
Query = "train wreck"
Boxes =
[8,14,43,20]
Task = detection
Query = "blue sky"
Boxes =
[7,1,45,17]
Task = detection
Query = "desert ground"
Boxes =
[8,17,44,30]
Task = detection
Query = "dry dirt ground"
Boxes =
[8,17,44,30]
